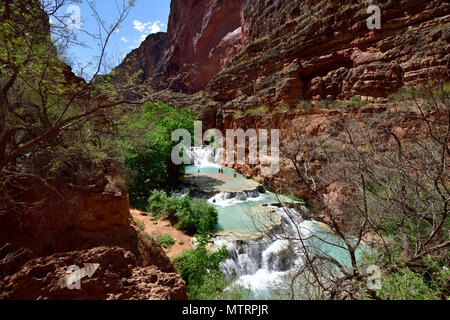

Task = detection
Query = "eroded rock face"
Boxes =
[0,246,186,300]
[112,32,168,84]
[0,172,130,259]
[156,0,245,93]
[0,163,184,300]
[118,0,449,111]
[207,0,450,111]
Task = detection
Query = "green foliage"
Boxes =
[115,102,197,207]
[147,190,218,235]
[173,230,251,300]
[388,87,415,102]
[296,100,313,110]
[147,189,168,219]
[314,97,369,110]
[172,231,229,299]
[349,95,368,108]
[283,194,305,202]
[233,110,244,119]
[317,99,341,109]
[273,102,291,113]
[245,105,269,115]
[0,0,139,180]
[376,267,440,300]
[156,233,175,250]
[177,198,219,235]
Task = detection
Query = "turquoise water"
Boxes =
[186,164,278,235]
[183,159,372,299]
[185,163,370,264]
[305,222,371,268]
[185,165,237,176]
[214,198,280,235]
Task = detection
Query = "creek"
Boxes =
[182,147,368,299]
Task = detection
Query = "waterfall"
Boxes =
[182,146,322,298]
[211,205,308,298]
[186,147,223,167]
[207,190,265,207]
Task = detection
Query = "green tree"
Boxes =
[0,0,141,175]
[146,190,218,235]
[172,230,228,299]
[116,103,197,207]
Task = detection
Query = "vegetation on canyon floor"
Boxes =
[156,233,176,250]
[113,102,197,208]
[146,190,218,235]
[172,230,251,300]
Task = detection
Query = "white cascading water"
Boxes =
[186,147,223,167]
[186,147,311,298]
[207,190,264,207]
[212,205,311,298]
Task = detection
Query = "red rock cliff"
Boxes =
[0,164,186,300]
[119,0,449,111]
[207,0,450,111]
[156,0,245,93]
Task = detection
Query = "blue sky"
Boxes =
[49,0,171,77]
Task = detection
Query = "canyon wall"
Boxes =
[119,0,449,118]
[0,164,186,300]
[207,0,450,114]
[117,32,168,83]
[157,0,245,92]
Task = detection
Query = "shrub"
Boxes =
[233,110,244,119]
[147,189,168,219]
[135,220,145,231]
[273,102,290,113]
[376,268,439,300]
[349,95,368,108]
[147,190,218,234]
[245,105,269,115]
[172,231,228,299]
[317,99,340,109]
[176,198,218,235]
[296,100,313,110]
[156,233,176,250]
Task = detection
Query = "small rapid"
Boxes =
[183,147,369,299]
[210,205,310,299]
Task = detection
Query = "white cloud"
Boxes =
[133,20,147,32]
[133,20,165,34]
[148,21,161,34]
[132,20,166,45]
[120,37,128,43]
